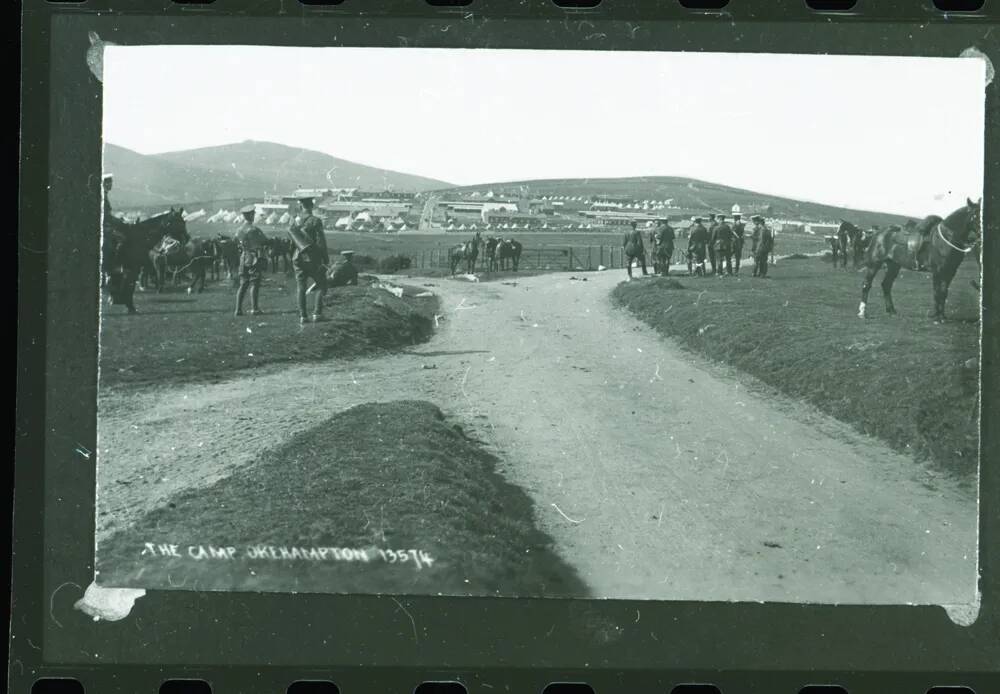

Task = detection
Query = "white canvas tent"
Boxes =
[279,212,291,224]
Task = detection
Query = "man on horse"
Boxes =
[751,215,774,278]
[234,205,269,316]
[687,217,709,277]
[288,195,329,324]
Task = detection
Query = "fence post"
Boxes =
[568,247,574,271]
[538,245,543,270]
[588,246,593,270]
[600,245,604,268]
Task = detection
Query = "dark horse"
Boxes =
[858,198,981,321]
[105,208,190,313]
[484,236,500,272]
[497,238,523,271]
[838,220,868,269]
[623,227,648,279]
[448,232,481,275]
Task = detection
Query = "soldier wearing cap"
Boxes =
[101,173,127,296]
[287,195,329,324]
[654,219,676,276]
[328,250,360,289]
[706,213,719,275]
[687,217,709,277]
[712,214,734,276]
[234,205,269,316]
[751,215,775,278]
[731,212,746,275]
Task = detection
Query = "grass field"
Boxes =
[613,257,981,484]
[99,276,439,388]
[96,401,589,597]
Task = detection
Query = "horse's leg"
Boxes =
[881,261,901,315]
[858,262,880,318]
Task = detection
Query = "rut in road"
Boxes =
[97,271,978,607]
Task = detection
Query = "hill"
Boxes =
[435,176,914,229]
[103,141,452,209]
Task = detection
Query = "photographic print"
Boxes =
[94,46,984,606]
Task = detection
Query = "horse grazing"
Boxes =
[622,228,648,279]
[484,236,500,272]
[448,232,482,275]
[858,198,981,321]
[497,238,523,271]
[105,208,190,313]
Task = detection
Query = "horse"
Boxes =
[149,235,191,293]
[826,235,845,267]
[497,238,523,271]
[837,220,866,269]
[623,227,648,279]
[265,236,291,273]
[214,235,240,285]
[858,198,981,321]
[484,236,500,273]
[448,232,481,275]
[105,208,190,313]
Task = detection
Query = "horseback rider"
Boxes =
[288,195,329,324]
[731,212,746,275]
[328,250,360,288]
[687,217,709,277]
[751,215,775,278]
[713,214,734,276]
[234,205,269,316]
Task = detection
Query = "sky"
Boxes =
[103,46,986,217]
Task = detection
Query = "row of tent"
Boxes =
[540,196,675,206]
[443,222,637,231]
[202,209,293,225]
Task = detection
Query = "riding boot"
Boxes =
[312,290,326,321]
[235,282,249,315]
[250,284,260,313]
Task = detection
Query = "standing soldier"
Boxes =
[101,173,127,299]
[731,212,746,275]
[687,217,709,277]
[234,205,269,316]
[706,213,718,275]
[288,195,329,324]
[713,214,733,276]
[655,219,676,276]
[751,215,775,278]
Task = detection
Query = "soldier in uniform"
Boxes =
[731,213,746,275]
[234,205,269,316]
[101,173,128,299]
[751,215,775,278]
[713,214,733,276]
[288,195,330,324]
[655,220,676,276]
[687,217,709,277]
[328,250,360,289]
[706,213,718,275]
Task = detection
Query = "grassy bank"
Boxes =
[613,259,980,483]
[96,401,589,598]
[99,279,439,387]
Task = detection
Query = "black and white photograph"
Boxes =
[95,46,984,606]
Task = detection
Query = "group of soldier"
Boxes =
[639,211,776,279]
[102,176,359,325]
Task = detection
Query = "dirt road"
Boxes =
[97,270,978,606]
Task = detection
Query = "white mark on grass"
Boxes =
[391,597,419,644]
[551,503,584,524]
[650,363,662,383]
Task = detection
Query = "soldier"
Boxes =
[713,214,733,276]
[101,173,127,299]
[706,213,718,275]
[687,217,709,277]
[288,195,329,324]
[234,205,269,316]
[731,212,746,275]
[328,250,360,288]
[655,219,676,276]
[751,215,775,278]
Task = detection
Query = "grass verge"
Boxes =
[96,400,590,598]
[613,260,980,483]
[100,278,439,387]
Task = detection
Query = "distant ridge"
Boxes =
[103,140,452,208]
[434,176,915,229]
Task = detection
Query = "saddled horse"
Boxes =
[149,235,191,293]
[265,237,292,273]
[448,232,482,275]
[623,227,648,279]
[484,236,500,272]
[497,238,523,271]
[105,208,190,313]
[858,198,981,321]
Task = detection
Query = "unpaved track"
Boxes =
[98,270,978,605]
